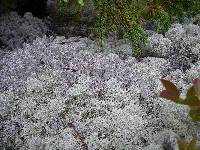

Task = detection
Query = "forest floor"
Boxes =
[0,12,200,150]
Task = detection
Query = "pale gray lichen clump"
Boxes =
[0,12,200,150]
[147,23,200,71]
[147,33,172,57]
[0,12,49,51]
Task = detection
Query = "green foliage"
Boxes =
[142,0,200,32]
[144,0,200,32]
[141,0,171,33]
[160,78,200,122]
[93,0,147,56]
[78,0,85,6]
[59,0,147,56]
[0,0,16,14]
[193,18,200,26]
[155,12,171,33]
[58,0,83,18]
[58,0,200,56]
[176,135,200,150]
[159,0,200,23]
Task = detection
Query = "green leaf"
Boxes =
[182,86,200,106]
[78,0,84,6]
[189,108,200,122]
[193,78,200,100]
[109,24,117,32]
[160,79,180,102]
